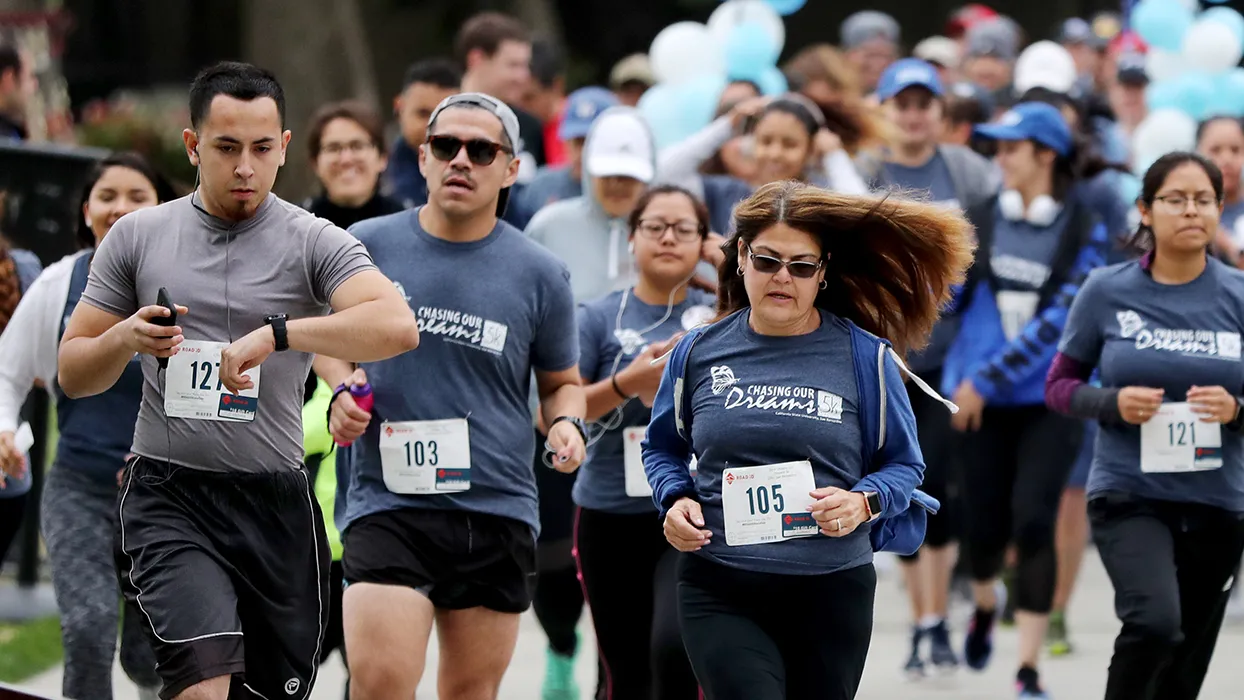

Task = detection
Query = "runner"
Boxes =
[945,102,1108,699]
[644,180,973,700]
[319,92,586,699]
[573,184,712,699]
[56,62,420,700]
[0,153,173,700]
[1047,151,1244,700]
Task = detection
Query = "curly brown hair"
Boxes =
[716,181,976,357]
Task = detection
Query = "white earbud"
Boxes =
[628,241,635,255]
[999,190,1062,227]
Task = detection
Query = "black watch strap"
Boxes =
[265,314,289,352]
[865,491,882,520]
[549,415,588,444]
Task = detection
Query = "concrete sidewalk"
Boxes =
[19,550,1244,699]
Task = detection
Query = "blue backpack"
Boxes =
[671,319,942,555]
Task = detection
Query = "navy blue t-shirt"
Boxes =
[1059,259,1244,512]
[573,287,715,514]
[342,210,579,535]
[683,309,874,575]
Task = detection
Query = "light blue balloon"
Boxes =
[765,0,807,15]
[1207,68,1244,117]
[1117,172,1142,206]
[681,74,729,132]
[1148,74,1216,119]
[757,66,788,96]
[638,84,690,150]
[1203,7,1244,44]
[1132,0,1195,52]
[1146,80,1185,113]
[725,22,780,82]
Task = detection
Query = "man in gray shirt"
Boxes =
[57,62,420,700]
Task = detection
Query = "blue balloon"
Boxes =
[1147,73,1216,119]
[1207,68,1244,116]
[1117,173,1142,206]
[765,0,807,14]
[1132,0,1194,52]
[725,22,780,82]
[757,66,788,96]
[681,74,729,131]
[1203,7,1244,44]
[638,76,726,150]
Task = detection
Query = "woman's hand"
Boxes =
[664,497,712,551]
[617,336,680,407]
[1188,385,1239,424]
[950,380,984,432]
[808,487,868,537]
[1118,386,1165,425]
[814,128,843,156]
[0,431,25,482]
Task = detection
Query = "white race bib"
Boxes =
[721,460,818,546]
[997,290,1040,342]
[623,427,653,498]
[164,340,260,422]
[1141,402,1223,473]
[380,419,471,494]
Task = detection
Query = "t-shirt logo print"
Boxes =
[1117,310,1144,339]
[1115,309,1242,360]
[711,365,738,395]
[416,306,510,355]
[614,328,647,355]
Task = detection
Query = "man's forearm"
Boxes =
[540,382,587,423]
[288,298,419,363]
[58,326,136,399]
[313,355,356,390]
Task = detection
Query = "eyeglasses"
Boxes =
[321,140,377,157]
[635,219,703,242]
[426,135,512,166]
[1153,194,1220,214]
[746,244,823,279]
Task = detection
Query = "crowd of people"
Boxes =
[0,4,1242,700]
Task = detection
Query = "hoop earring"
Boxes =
[819,280,827,290]
[737,265,745,276]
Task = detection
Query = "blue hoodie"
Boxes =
[642,311,942,570]
[942,190,1108,406]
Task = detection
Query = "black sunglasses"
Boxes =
[426,135,512,166]
[746,244,823,279]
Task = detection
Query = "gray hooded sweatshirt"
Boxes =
[523,106,658,304]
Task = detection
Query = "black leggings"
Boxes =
[900,369,957,560]
[0,493,27,566]
[1090,495,1244,700]
[958,405,1081,613]
[533,430,585,657]
[575,507,697,700]
[678,554,875,700]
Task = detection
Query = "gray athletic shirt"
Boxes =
[81,194,375,473]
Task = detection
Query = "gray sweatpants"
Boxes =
[41,466,160,699]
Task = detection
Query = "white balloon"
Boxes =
[1014,41,1078,95]
[708,0,786,55]
[1146,48,1188,83]
[1132,108,1199,167]
[649,22,725,84]
[1183,20,1244,73]
[1176,0,1199,12]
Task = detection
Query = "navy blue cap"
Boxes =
[1116,52,1148,85]
[876,58,945,101]
[559,87,619,142]
[973,101,1073,156]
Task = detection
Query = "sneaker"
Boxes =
[1047,610,1074,656]
[963,607,996,671]
[903,625,926,680]
[542,646,580,700]
[927,619,960,671]
[1016,666,1049,699]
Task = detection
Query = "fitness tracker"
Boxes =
[264,314,289,352]
[864,491,882,521]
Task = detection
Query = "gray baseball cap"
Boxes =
[966,17,1021,61]
[841,11,900,49]
[427,92,522,217]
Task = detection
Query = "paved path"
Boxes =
[18,550,1244,699]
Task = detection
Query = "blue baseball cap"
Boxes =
[559,87,618,142]
[973,102,1072,157]
[876,58,945,101]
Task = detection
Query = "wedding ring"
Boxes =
[835,517,842,531]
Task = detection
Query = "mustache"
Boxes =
[442,168,474,185]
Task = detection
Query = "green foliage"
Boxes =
[0,616,63,683]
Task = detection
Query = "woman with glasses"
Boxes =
[304,100,409,232]
[1047,152,1244,700]
[942,102,1109,699]
[0,152,174,700]
[573,185,713,699]
[643,181,973,700]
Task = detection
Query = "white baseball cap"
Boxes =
[584,108,655,183]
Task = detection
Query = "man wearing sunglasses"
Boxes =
[316,92,587,699]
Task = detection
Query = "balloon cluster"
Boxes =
[1132,0,1244,171]
[639,0,804,148]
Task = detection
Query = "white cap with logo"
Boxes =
[583,108,655,183]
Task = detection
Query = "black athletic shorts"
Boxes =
[342,508,537,614]
[115,457,330,700]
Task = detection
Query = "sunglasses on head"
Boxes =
[426,135,512,166]
[746,244,823,279]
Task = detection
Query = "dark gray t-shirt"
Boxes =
[82,194,375,473]
[1059,259,1244,512]
[341,210,578,535]
[572,287,715,514]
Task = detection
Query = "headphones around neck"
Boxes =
[998,189,1062,227]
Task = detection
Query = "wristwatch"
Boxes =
[264,314,289,352]
[863,491,882,521]
[549,415,588,444]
